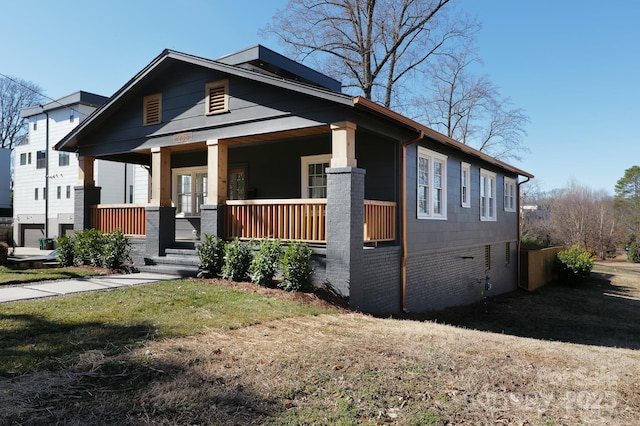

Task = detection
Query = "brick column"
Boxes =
[325,167,365,301]
[145,206,176,256]
[73,185,101,232]
[200,204,224,239]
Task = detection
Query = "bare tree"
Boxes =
[419,46,529,161]
[261,0,477,109]
[0,75,43,149]
[546,181,619,258]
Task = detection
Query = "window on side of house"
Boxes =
[461,162,471,208]
[57,186,61,199]
[173,167,208,216]
[301,154,331,198]
[36,150,46,169]
[34,187,38,200]
[20,153,27,165]
[504,177,516,212]
[205,80,229,115]
[59,152,70,167]
[417,147,447,220]
[28,152,32,164]
[66,185,71,199]
[143,93,162,126]
[480,169,497,221]
[42,187,46,200]
[33,119,37,131]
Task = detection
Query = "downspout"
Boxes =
[401,130,424,313]
[516,175,531,289]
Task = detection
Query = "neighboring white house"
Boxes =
[14,91,150,247]
[0,148,10,210]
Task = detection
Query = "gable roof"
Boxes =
[54,47,532,179]
[55,49,353,152]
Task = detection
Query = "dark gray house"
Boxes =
[56,45,533,313]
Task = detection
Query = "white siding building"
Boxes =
[14,91,149,247]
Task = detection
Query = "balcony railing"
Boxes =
[225,199,396,244]
[90,204,147,236]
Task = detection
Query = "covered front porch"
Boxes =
[75,122,399,296]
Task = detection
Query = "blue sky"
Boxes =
[2,0,637,195]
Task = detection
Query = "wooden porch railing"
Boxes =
[225,199,327,243]
[364,200,396,243]
[225,199,396,244]
[90,204,147,236]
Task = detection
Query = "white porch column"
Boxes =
[150,146,172,207]
[330,121,357,168]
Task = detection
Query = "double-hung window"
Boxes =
[504,177,516,212]
[301,154,331,198]
[173,167,208,216]
[36,150,46,169]
[20,153,27,165]
[461,162,471,208]
[59,152,70,166]
[417,147,447,220]
[480,169,497,221]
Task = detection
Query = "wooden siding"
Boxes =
[90,204,146,236]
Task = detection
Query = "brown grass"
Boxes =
[1,263,639,425]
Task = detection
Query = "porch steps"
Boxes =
[138,246,201,278]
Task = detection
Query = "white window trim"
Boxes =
[172,166,208,217]
[417,147,448,220]
[504,177,516,212]
[300,154,331,198]
[480,168,497,222]
[461,162,471,208]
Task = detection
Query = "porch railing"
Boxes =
[225,199,396,244]
[90,204,147,236]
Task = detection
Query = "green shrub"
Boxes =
[627,241,640,263]
[279,242,313,292]
[102,230,132,270]
[556,245,595,282]
[0,242,8,265]
[250,238,283,286]
[197,233,226,278]
[74,229,106,266]
[222,239,253,282]
[56,235,76,266]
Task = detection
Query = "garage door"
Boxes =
[21,225,45,248]
[60,224,75,237]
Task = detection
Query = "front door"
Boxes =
[228,167,246,200]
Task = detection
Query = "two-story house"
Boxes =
[14,91,149,247]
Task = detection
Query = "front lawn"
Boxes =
[0,279,337,375]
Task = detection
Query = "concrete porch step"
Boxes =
[136,263,199,278]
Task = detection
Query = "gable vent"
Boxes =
[206,80,229,115]
[143,94,162,126]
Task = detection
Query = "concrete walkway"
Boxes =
[0,271,182,304]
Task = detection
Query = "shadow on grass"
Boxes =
[1,350,279,425]
[414,271,640,350]
[0,312,155,376]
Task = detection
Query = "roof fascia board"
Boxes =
[352,96,533,178]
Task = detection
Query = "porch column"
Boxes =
[201,139,228,239]
[74,156,101,232]
[325,167,365,301]
[146,147,175,256]
[330,121,357,167]
[326,121,364,301]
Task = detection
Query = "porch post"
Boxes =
[146,147,175,256]
[326,121,365,302]
[201,139,228,239]
[74,156,101,232]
